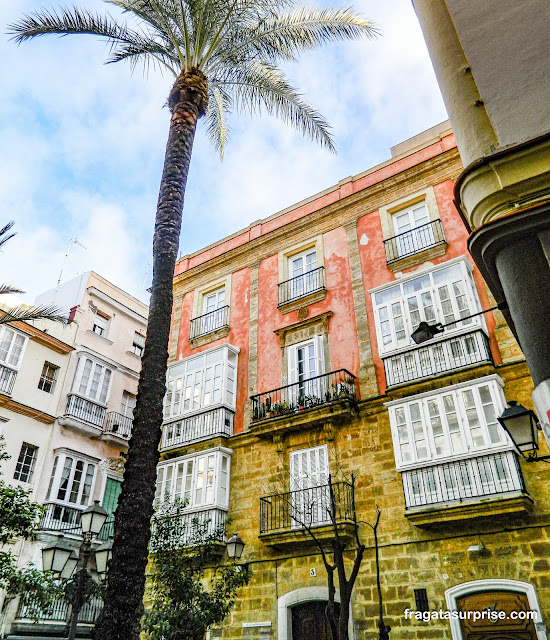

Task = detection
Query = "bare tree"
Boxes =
[286,474,390,640]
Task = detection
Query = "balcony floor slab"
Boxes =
[250,399,356,438]
[259,521,356,549]
[57,415,102,438]
[405,491,533,527]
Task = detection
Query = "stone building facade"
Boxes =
[159,121,549,640]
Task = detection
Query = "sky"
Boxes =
[0,0,448,304]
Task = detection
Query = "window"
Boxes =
[47,453,96,506]
[0,327,27,368]
[38,361,59,393]
[72,356,113,404]
[202,287,225,315]
[164,344,238,420]
[287,336,325,399]
[13,443,38,483]
[131,332,146,356]
[372,259,480,354]
[289,445,330,526]
[155,449,231,510]
[285,249,319,301]
[392,202,435,256]
[388,376,507,468]
[92,312,109,337]
[120,391,136,418]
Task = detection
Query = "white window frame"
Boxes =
[71,355,113,405]
[131,332,145,356]
[0,326,28,370]
[392,202,435,257]
[386,375,511,471]
[38,361,59,393]
[163,344,239,421]
[13,442,38,483]
[289,445,330,527]
[202,286,225,316]
[120,391,136,418]
[155,447,231,511]
[92,312,109,338]
[370,257,483,356]
[286,336,325,403]
[47,450,98,508]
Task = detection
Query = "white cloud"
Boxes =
[1,0,448,298]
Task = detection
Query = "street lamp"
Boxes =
[94,539,114,576]
[226,533,245,560]
[410,304,506,345]
[42,536,75,576]
[497,401,550,463]
[41,501,109,640]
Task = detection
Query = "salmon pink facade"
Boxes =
[160,121,549,640]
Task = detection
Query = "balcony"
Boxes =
[384,219,446,268]
[190,306,230,342]
[59,393,106,437]
[260,482,356,547]
[150,506,226,550]
[0,363,17,395]
[383,329,492,388]
[39,502,115,541]
[278,266,326,312]
[15,591,102,631]
[250,369,357,436]
[402,450,533,526]
[103,411,133,441]
[161,406,234,451]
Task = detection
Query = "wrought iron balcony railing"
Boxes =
[17,592,103,624]
[402,450,526,510]
[39,502,114,540]
[251,369,356,423]
[278,266,326,306]
[0,363,17,395]
[103,411,133,440]
[190,306,230,340]
[384,219,446,265]
[383,330,492,387]
[150,507,226,550]
[161,407,234,450]
[65,394,106,428]
[260,482,354,534]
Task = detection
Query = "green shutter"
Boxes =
[102,477,123,516]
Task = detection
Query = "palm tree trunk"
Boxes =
[94,68,208,640]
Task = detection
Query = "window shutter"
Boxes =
[313,335,325,375]
[287,345,298,385]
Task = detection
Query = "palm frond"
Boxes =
[205,86,232,159]
[220,61,335,153]
[8,6,133,44]
[0,305,67,326]
[0,223,16,252]
[211,6,378,68]
[0,284,25,297]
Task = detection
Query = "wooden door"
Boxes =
[457,591,537,640]
[291,602,339,640]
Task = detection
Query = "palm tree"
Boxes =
[0,222,66,325]
[9,3,377,639]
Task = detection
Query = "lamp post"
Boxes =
[410,304,506,345]
[497,401,550,463]
[226,533,247,571]
[42,501,112,640]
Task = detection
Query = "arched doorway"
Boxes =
[277,587,354,640]
[445,580,546,640]
[291,601,340,640]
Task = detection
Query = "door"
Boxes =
[287,337,325,406]
[289,445,329,527]
[289,250,317,299]
[291,602,340,640]
[457,591,537,640]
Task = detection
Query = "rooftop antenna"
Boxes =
[58,237,87,286]
[143,262,150,291]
